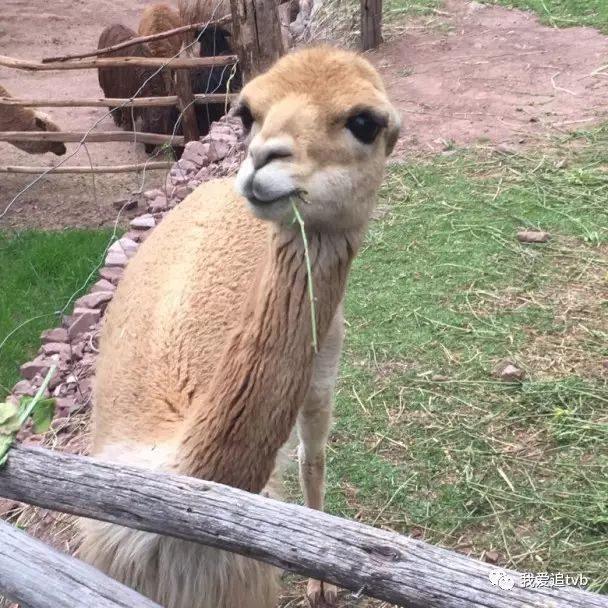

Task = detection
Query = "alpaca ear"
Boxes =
[385,109,401,156]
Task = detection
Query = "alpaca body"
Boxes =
[0,84,66,156]
[81,181,344,607]
[91,181,270,449]
[79,525,276,608]
[80,47,400,608]
[78,444,278,608]
[82,183,271,607]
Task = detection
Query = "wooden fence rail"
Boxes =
[0,93,236,108]
[0,519,162,608]
[0,131,186,145]
[43,17,232,63]
[0,162,173,175]
[0,445,606,608]
[0,54,237,71]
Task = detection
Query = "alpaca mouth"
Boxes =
[247,185,297,207]
[247,193,289,207]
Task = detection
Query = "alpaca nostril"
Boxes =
[250,141,293,170]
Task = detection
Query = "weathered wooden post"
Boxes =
[229,0,285,82]
[174,68,200,143]
[361,0,382,50]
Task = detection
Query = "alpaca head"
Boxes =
[197,26,233,57]
[234,46,400,232]
[24,112,67,156]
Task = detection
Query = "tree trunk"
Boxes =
[229,0,285,82]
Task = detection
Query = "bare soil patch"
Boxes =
[0,0,169,231]
[372,0,608,156]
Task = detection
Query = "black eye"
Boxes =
[235,104,254,132]
[346,112,381,144]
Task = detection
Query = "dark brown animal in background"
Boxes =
[138,4,183,92]
[97,24,171,152]
[97,24,167,130]
[0,84,66,156]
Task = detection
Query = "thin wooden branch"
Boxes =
[0,162,173,174]
[0,445,606,608]
[42,17,232,63]
[0,94,236,108]
[0,54,237,71]
[0,131,185,145]
[0,519,162,608]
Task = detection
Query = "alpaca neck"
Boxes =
[177,224,361,492]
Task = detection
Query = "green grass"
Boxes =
[481,0,608,32]
[0,230,115,395]
[283,130,608,599]
[383,0,440,18]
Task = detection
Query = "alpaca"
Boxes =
[167,63,240,154]
[78,46,400,608]
[178,0,231,49]
[167,25,241,158]
[137,4,183,94]
[167,26,242,149]
[97,24,170,150]
[138,4,183,58]
[0,84,66,156]
[178,0,294,50]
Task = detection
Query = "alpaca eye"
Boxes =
[235,104,254,132]
[346,112,381,144]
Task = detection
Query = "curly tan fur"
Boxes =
[0,84,66,156]
[178,0,231,29]
[78,46,400,608]
[138,4,183,62]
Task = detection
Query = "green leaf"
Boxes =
[0,401,18,425]
[31,399,55,434]
[0,433,15,467]
[0,402,20,435]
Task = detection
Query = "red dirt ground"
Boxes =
[372,0,608,157]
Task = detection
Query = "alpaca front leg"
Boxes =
[298,309,344,607]
[298,395,338,607]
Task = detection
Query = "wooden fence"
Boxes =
[0,18,240,176]
[0,0,385,176]
[0,444,607,608]
[0,519,162,608]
